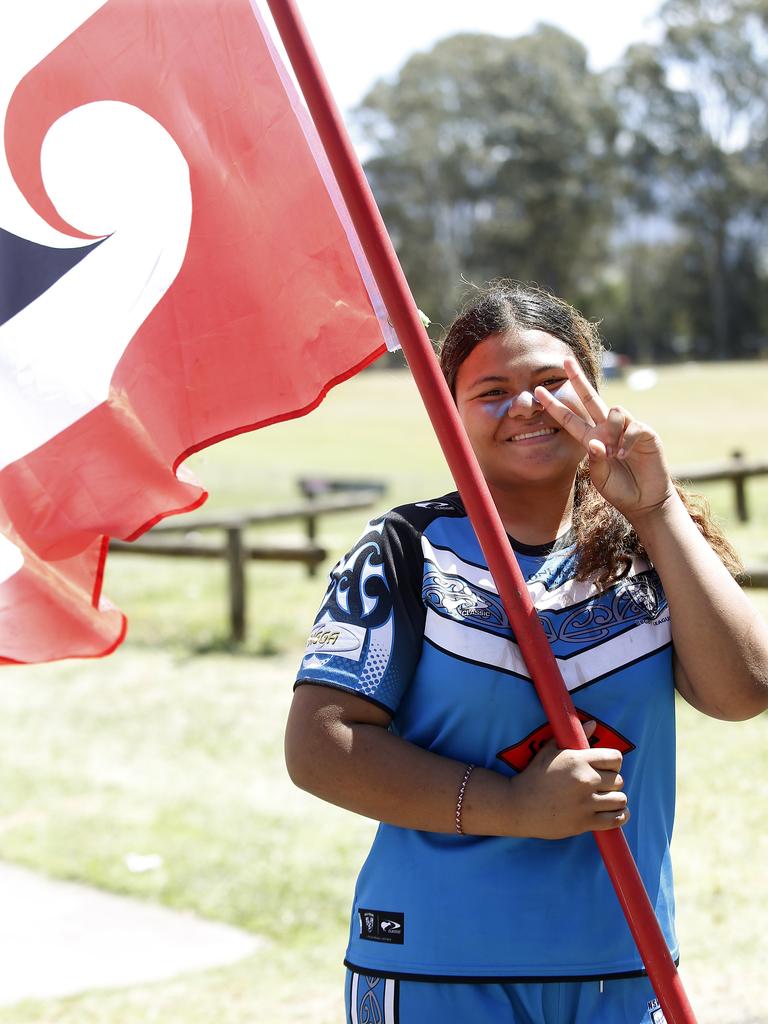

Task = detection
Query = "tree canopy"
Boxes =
[356,1,768,361]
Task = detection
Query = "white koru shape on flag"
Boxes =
[1,96,192,468]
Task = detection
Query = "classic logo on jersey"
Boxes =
[423,564,508,631]
[305,621,366,658]
[358,908,405,944]
[496,709,635,772]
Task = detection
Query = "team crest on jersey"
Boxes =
[358,908,405,944]
[618,575,661,620]
[497,709,635,772]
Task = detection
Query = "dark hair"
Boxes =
[441,279,603,397]
[439,279,742,583]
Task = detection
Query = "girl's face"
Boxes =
[454,328,590,491]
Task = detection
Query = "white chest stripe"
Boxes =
[424,607,672,690]
[423,538,649,610]
[422,538,654,613]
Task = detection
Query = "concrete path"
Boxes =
[0,862,263,1006]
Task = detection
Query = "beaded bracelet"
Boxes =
[455,763,475,835]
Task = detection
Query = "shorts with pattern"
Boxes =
[345,970,668,1024]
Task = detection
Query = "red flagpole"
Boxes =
[265,3,698,1020]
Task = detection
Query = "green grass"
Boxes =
[0,362,766,1023]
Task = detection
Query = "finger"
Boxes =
[602,406,628,457]
[592,791,628,811]
[563,356,610,424]
[595,770,624,792]
[534,385,594,448]
[586,406,629,461]
[529,736,560,764]
[615,417,655,460]
[586,748,623,773]
[588,436,608,459]
[592,807,631,831]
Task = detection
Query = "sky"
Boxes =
[260,1,665,116]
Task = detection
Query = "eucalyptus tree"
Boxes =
[611,0,768,358]
[356,26,620,326]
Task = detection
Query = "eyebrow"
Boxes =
[467,365,565,390]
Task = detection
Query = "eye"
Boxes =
[478,388,505,399]
[538,377,567,390]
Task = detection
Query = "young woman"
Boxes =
[285,280,768,1024]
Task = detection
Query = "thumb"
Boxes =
[582,719,597,741]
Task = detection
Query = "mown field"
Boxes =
[0,362,766,1023]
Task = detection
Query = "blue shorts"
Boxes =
[345,970,668,1024]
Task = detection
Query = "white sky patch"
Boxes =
[0,533,23,585]
[0,0,107,246]
[258,0,664,119]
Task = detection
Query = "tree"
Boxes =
[356,26,619,326]
[611,0,768,358]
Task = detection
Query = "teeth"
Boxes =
[509,428,557,442]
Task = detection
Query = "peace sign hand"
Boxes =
[534,358,674,524]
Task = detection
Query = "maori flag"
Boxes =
[0,0,392,664]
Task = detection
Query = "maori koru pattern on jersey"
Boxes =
[319,521,393,630]
[538,570,667,646]
[424,563,667,647]
[360,975,385,1024]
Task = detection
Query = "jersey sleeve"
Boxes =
[294,510,425,714]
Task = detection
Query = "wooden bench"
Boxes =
[109,489,383,642]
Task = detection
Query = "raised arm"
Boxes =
[535,359,768,721]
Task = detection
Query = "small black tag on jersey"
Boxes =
[358,908,404,944]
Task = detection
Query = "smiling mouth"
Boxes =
[506,427,559,442]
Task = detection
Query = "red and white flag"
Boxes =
[0,0,393,664]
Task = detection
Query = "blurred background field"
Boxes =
[0,362,766,1023]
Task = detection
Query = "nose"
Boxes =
[506,390,542,417]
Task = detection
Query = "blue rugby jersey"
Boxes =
[295,494,678,981]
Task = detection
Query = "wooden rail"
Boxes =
[108,465,768,644]
[109,489,382,643]
[742,566,768,588]
[673,451,768,523]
